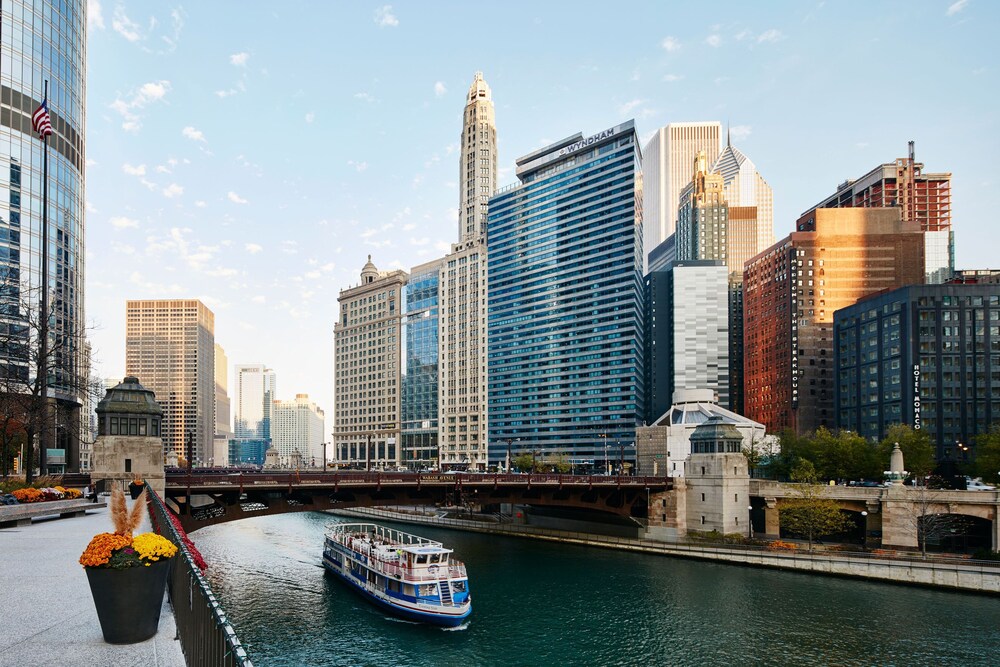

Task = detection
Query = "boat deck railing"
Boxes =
[328,534,468,581]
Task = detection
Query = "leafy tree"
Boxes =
[779,484,851,551]
[553,456,571,474]
[512,453,536,473]
[972,425,1000,486]
[877,424,936,480]
[790,457,818,484]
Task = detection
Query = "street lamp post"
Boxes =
[322,442,327,472]
[748,505,754,540]
[505,437,519,473]
[861,510,869,550]
[618,440,624,476]
[601,433,609,475]
[366,433,372,472]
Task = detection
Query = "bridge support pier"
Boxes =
[763,497,780,538]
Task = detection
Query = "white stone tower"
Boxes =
[458,71,497,241]
[437,72,498,470]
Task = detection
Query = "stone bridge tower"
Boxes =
[90,377,166,496]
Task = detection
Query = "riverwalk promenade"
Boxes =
[335,506,1000,595]
[0,505,186,666]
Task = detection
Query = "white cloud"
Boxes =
[86,200,98,213]
[110,80,171,132]
[757,29,783,43]
[86,158,98,167]
[111,241,135,255]
[706,34,721,47]
[947,0,968,16]
[618,99,644,115]
[661,36,681,52]
[354,92,375,103]
[194,200,207,208]
[215,88,238,99]
[88,0,105,30]
[122,163,146,176]
[729,125,752,142]
[734,29,752,42]
[162,183,184,198]
[110,216,139,229]
[245,243,263,254]
[251,296,266,304]
[111,6,141,41]
[227,191,248,204]
[374,5,398,27]
[181,126,206,142]
[305,111,315,123]
[230,52,250,66]
[662,74,683,83]
[348,160,368,172]
[155,164,171,174]
[434,81,447,97]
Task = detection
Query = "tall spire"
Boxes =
[726,120,731,148]
[458,71,497,241]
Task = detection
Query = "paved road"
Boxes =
[0,504,186,667]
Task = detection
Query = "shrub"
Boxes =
[972,548,1000,561]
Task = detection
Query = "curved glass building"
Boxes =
[487,120,645,471]
[1,0,87,470]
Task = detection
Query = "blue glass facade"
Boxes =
[1,0,87,471]
[487,121,645,467]
[401,262,440,468]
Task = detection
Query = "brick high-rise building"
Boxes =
[810,142,952,283]
[125,299,215,463]
[743,209,925,434]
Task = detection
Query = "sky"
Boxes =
[84,0,1000,429]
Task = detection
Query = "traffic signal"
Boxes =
[12,456,18,474]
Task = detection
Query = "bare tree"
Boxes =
[0,268,97,481]
[902,486,971,559]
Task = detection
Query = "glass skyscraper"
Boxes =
[1,0,88,471]
[487,120,645,469]
[402,259,440,469]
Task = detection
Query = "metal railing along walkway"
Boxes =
[147,485,254,667]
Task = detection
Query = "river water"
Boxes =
[193,513,1000,666]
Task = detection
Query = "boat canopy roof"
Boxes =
[400,544,452,555]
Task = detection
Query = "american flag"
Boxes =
[32,98,54,138]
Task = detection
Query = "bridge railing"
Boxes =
[165,469,669,488]
[146,484,254,667]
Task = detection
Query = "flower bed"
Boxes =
[767,540,798,551]
[5,483,82,504]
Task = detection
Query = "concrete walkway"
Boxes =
[0,505,186,667]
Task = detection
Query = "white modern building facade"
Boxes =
[273,393,325,465]
[636,389,768,478]
[234,363,276,442]
[642,122,721,263]
[213,343,232,466]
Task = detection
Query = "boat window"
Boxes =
[417,554,428,564]
[429,554,440,563]
[403,584,414,596]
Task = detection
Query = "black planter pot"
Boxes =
[128,484,143,500]
[85,558,170,644]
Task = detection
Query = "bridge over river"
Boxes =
[162,469,671,533]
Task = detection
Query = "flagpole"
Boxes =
[36,80,50,477]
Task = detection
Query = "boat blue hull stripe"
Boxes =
[323,558,470,627]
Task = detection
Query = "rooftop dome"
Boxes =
[96,376,162,417]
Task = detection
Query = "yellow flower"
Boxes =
[132,532,178,562]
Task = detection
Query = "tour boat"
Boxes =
[322,522,472,627]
